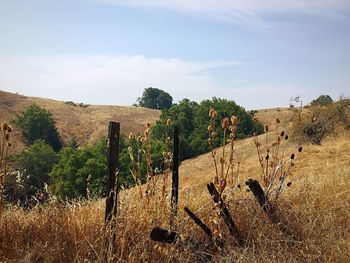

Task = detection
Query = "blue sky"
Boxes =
[0,0,349,109]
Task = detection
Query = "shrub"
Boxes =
[292,98,350,144]
[13,104,62,151]
[7,140,58,203]
[310,94,333,107]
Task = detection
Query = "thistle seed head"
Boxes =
[222,118,230,129]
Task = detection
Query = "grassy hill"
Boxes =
[0,90,161,153]
[1,95,349,262]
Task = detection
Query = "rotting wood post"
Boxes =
[150,227,177,244]
[150,125,179,244]
[105,121,120,224]
[207,182,245,246]
[170,125,179,230]
[184,207,212,240]
[245,179,296,238]
[245,179,276,222]
[104,122,120,262]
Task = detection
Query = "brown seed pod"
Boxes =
[2,123,8,131]
[265,124,269,132]
[222,118,230,129]
[231,115,238,126]
[209,108,215,117]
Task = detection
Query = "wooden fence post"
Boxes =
[207,182,245,246]
[170,125,179,230]
[105,121,120,224]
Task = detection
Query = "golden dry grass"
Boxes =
[0,90,161,153]
[1,120,349,262]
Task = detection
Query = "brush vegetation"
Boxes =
[0,95,349,262]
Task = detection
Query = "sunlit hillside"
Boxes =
[0,90,161,153]
[1,103,349,262]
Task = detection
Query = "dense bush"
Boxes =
[292,98,350,144]
[310,94,333,107]
[13,104,62,151]
[6,140,58,203]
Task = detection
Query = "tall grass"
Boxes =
[0,113,349,262]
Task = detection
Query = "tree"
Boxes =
[8,140,58,202]
[137,87,173,110]
[13,104,62,151]
[311,95,333,107]
[152,98,263,161]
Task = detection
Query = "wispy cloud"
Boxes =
[0,55,244,106]
[93,0,350,26]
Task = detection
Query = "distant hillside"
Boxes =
[0,90,161,153]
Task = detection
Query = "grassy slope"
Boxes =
[0,96,349,262]
[0,90,161,153]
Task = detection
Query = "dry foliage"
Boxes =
[0,107,350,262]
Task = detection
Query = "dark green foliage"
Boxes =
[152,98,263,160]
[13,104,62,151]
[49,136,132,199]
[7,140,57,202]
[68,135,80,149]
[49,139,108,199]
[311,95,333,107]
[137,87,173,110]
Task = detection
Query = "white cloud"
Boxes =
[93,0,350,25]
[0,54,243,106]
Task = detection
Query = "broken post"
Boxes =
[245,179,276,221]
[207,182,245,246]
[184,207,212,240]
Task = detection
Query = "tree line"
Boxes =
[5,88,262,204]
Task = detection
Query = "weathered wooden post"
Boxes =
[104,121,120,262]
[150,125,179,243]
[184,207,212,240]
[170,125,179,230]
[245,179,295,238]
[207,182,245,246]
[105,121,120,223]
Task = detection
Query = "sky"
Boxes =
[0,0,349,109]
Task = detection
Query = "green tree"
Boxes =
[49,136,132,199]
[13,104,62,151]
[9,140,57,201]
[152,97,263,161]
[311,95,333,107]
[137,87,173,110]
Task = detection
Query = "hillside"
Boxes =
[1,99,349,262]
[0,90,161,152]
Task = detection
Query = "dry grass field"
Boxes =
[0,101,349,262]
[0,90,161,153]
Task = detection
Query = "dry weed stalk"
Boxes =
[208,109,239,195]
[207,109,241,243]
[0,122,12,216]
[253,117,303,204]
